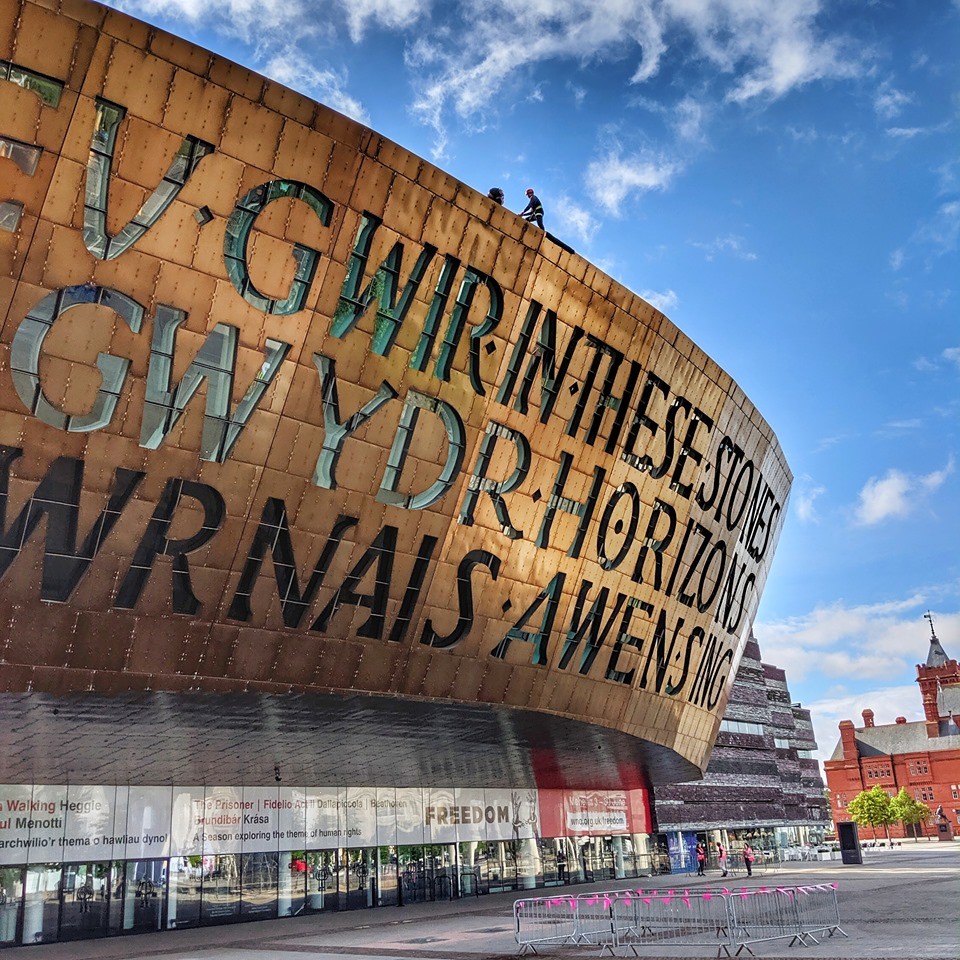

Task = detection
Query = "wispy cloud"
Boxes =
[585,150,681,214]
[794,481,825,523]
[641,288,678,313]
[943,347,960,369]
[261,54,370,124]
[756,595,941,687]
[339,0,431,42]
[760,598,960,765]
[852,458,954,526]
[691,234,758,262]
[400,0,867,155]
[915,200,960,257]
[552,194,600,246]
[805,684,924,764]
[880,419,922,432]
[873,81,912,120]
[568,82,587,107]
[886,123,950,139]
[110,0,871,169]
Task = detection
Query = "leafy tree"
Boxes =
[890,788,932,839]
[846,785,895,841]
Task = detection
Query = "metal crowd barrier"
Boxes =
[794,883,846,943]
[514,882,846,956]
[611,888,736,955]
[514,895,580,954]
[728,883,846,949]
[575,893,619,954]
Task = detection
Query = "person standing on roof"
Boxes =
[520,188,544,228]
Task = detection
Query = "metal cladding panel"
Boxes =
[0,0,791,788]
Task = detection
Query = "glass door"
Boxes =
[168,857,201,929]
[398,846,428,904]
[487,841,518,892]
[375,846,399,907]
[305,851,337,913]
[59,861,110,940]
[23,863,60,944]
[241,852,278,920]
[200,854,241,923]
[342,848,375,910]
[0,867,23,945]
[112,859,166,934]
[424,844,457,901]
[279,853,307,918]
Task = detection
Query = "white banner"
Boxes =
[0,783,649,862]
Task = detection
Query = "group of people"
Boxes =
[695,841,755,877]
[487,186,544,229]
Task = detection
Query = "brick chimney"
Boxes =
[862,709,875,728]
[839,719,858,760]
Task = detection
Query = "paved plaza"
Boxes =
[7,842,958,960]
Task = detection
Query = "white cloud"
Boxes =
[400,0,866,155]
[853,459,953,526]
[805,684,924,765]
[672,96,708,142]
[114,0,310,43]
[881,419,922,432]
[641,288,678,313]
[568,83,587,107]
[794,483,825,523]
[552,194,600,246]
[340,0,431,42]
[916,200,960,256]
[755,599,960,759]
[261,55,370,124]
[886,127,936,140]
[943,347,960,369]
[585,150,681,214]
[691,234,758,262]
[873,81,912,120]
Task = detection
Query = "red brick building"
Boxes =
[824,620,960,839]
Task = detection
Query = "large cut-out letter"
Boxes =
[11,285,142,432]
[84,98,213,260]
[140,305,290,462]
[224,180,332,314]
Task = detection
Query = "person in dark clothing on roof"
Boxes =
[487,187,505,204]
[520,188,544,228]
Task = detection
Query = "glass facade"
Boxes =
[0,782,653,946]
[0,837,659,945]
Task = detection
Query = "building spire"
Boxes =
[924,611,950,667]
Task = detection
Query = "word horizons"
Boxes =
[0,78,788,711]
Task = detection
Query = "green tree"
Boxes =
[890,788,932,840]
[846,785,895,841]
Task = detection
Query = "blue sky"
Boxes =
[106,0,960,761]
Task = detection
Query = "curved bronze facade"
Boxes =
[0,0,790,789]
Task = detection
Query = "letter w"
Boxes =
[558,581,626,675]
[140,306,290,462]
[331,212,436,356]
[0,446,143,601]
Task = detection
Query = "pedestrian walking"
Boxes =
[716,841,728,877]
[743,842,754,877]
[520,188,544,228]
